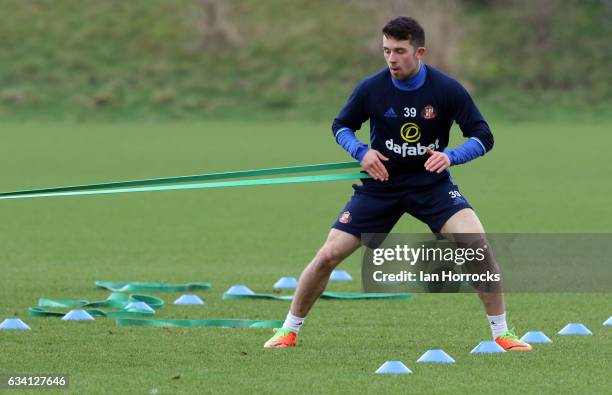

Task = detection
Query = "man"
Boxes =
[264,16,531,351]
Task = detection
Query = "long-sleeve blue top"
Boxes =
[332,64,493,185]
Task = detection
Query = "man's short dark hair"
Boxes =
[382,17,425,47]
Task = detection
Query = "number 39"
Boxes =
[449,191,462,199]
[403,107,416,117]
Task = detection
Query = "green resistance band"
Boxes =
[222,291,412,301]
[37,292,164,310]
[0,172,369,201]
[95,281,211,293]
[116,318,284,328]
[0,161,362,197]
[29,306,155,318]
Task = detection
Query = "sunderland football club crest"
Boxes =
[339,211,351,224]
[421,105,437,119]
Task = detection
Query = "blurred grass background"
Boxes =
[0,0,610,122]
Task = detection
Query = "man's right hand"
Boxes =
[360,149,389,181]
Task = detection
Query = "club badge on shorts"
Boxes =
[339,211,351,224]
[421,105,437,119]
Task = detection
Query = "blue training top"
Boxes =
[332,64,493,186]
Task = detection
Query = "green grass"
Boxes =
[1,0,610,122]
[1,121,611,394]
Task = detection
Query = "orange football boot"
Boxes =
[495,330,533,351]
[263,328,298,349]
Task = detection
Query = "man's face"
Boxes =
[382,35,425,80]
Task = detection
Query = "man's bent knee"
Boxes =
[314,246,344,271]
[313,229,361,272]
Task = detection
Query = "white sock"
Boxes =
[281,312,305,333]
[487,312,508,339]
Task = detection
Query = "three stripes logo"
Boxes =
[384,107,397,118]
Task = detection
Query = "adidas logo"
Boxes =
[384,107,397,118]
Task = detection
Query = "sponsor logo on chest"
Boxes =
[385,122,440,157]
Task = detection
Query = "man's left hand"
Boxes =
[424,147,451,173]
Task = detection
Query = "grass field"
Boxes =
[1,121,611,394]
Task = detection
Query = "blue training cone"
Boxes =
[62,310,94,321]
[330,269,352,281]
[417,349,455,363]
[603,317,612,326]
[470,341,506,353]
[558,323,592,335]
[520,331,552,344]
[0,318,31,330]
[224,285,255,296]
[273,277,297,289]
[173,294,204,305]
[125,301,155,313]
[375,360,412,374]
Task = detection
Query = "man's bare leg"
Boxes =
[438,208,530,350]
[264,229,361,348]
[291,228,361,317]
[439,208,505,316]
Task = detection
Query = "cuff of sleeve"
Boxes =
[443,149,456,166]
[355,146,369,162]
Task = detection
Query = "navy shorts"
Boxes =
[333,175,472,238]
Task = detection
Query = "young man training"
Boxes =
[264,16,531,351]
